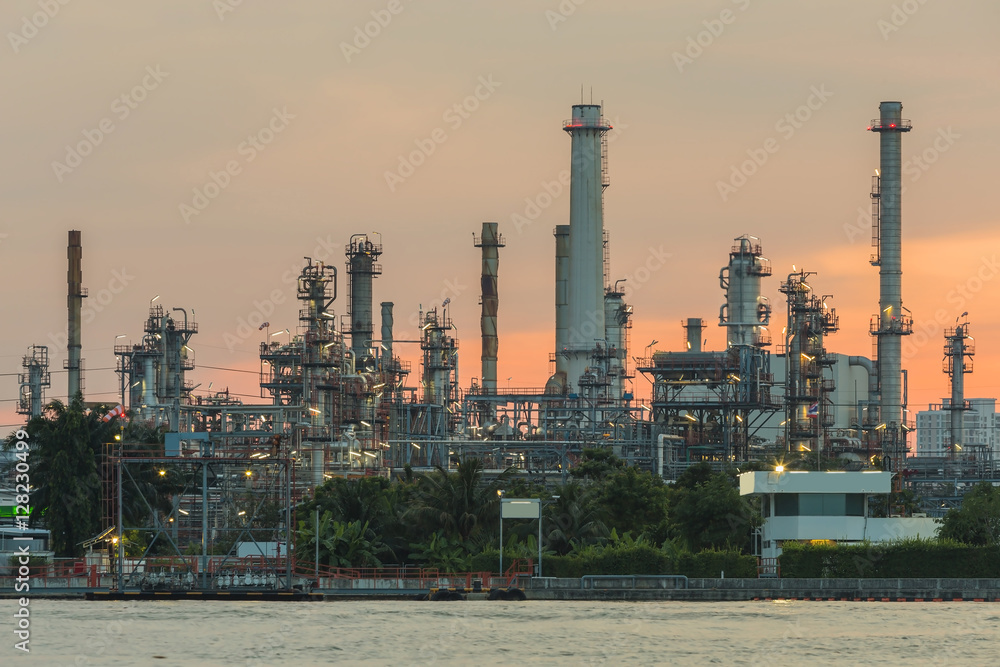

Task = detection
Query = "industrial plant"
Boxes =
[9,100,999,589]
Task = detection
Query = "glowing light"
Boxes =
[245,470,253,477]
[775,465,784,473]
[158,469,166,476]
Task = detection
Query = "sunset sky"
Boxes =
[2,1,999,436]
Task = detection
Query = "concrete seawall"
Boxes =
[527,577,1000,601]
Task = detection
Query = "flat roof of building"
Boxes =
[739,470,891,495]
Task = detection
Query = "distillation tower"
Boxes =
[720,235,772,348]
[779,271,839,456]
[943,319,974,457]
[17,345,51,418]
[637,237,778,466]
[346,234,382,368]
[115,306,198,428]
[868,102,913,466]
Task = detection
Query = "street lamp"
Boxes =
[497,490,505,576]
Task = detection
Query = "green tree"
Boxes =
[405,459,504,544]
[408,530,472,572]
[543,482,608,555]
[570,447,625,481]
[3,398,111,556]
[939,482,1000,546]
[592,466,670,537]
[295,510,390,568]
[668,471,756,552]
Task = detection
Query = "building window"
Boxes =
[771,493,864,516]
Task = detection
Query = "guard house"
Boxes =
[739,470,940,560]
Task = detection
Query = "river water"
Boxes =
[11,599,999,666]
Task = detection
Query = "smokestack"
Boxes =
[869,102,912,432]
[380,301,394,361]
[475,222,504,393]
[67,230,85,401]
[685,318,704,353]
[563,104,611,392]
[346,234,382,363]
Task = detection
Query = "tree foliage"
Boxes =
[3,398,112,556]
[938,482,1000,546]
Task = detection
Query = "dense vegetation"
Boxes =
[293,455,759,575]
[2,397,171,557]
[779,538,1000,578]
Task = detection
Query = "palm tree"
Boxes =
[405,459,504,544]
[3,397,109,556]
[543,481,608,555]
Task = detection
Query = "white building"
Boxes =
[739,470,940,560]
[915,398,999,457]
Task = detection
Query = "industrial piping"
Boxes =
[475,222,504,393]
[67,230,86,401]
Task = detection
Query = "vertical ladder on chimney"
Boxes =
[870,173,881,266]
[600,131,610,191]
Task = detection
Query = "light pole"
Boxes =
[538,495,560,578]
[497,490,505,577]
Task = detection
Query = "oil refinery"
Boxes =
[11,99,1000,544]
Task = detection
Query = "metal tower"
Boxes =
[720,235,772,348]
[943,318,974,458]
[17,345,51,418]
[868,102,913,458]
